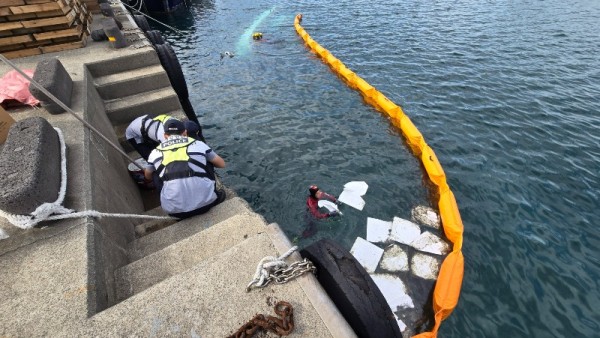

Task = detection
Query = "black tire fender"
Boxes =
[155,43,189,99]
[179,96,200,126]
[133,14,150,32]
[146,30,165,45]
[300,239,402,338]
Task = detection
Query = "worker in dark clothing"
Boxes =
[183,120,205,142]
[126,114,174,160]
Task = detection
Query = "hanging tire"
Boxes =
[179,96,200,125]
[146,30,165,45]
[155,42,189,99]
[133,14,150,32]
[300,239,402,338]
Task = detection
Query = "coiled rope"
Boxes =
[246,246,298,291]
[0,127,173,231]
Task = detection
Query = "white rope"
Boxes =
[246,246,298,291]
[0,128,174,231]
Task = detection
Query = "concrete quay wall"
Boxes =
[0,6,170,335]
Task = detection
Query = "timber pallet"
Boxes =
[80,0,100,14]
[0,0,91,59]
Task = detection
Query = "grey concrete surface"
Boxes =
[0,117,60,215]
[71,233,333,338]
[0,224,90,336]
[116,213,267,301]
[94,64,171,100]
[128,197,254,261]
[0,4,346,337]
[29,58,73,114]
[0,5,159,316]
[265,223,358,338]
[105,87,181,125]
[86,49,159,78]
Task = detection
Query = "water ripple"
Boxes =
[152,0,600,336]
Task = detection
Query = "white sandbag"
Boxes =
[350,237,384,273]
[366,217,391,243]
[390,217,421,245]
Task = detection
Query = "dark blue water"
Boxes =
[150,0,600,336]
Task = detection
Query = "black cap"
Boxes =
[164,119,185,135]
[184,120,200,137]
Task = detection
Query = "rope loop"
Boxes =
[246,246,298,291]
[0,128,174,235]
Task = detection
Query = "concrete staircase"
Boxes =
[86,49,186,152]
[77,34,355,337]
[115,198,262,300]
[81,196,355,337]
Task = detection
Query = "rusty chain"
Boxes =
[228,301,294,338]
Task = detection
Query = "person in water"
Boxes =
[307,185,340,219]
[302,185,340,238]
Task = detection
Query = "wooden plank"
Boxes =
[0,0,26,7]
[8,2,61,15]
[11,27,42,35]
[21,9,75,28]
[3,46,40,59]
[51,34,81,43]
[0,34,31,46]
[35,8,68,18]
[24,39,53,47]
[25,0,59,4]
[0,8,12,16]
[33,26,78,41]
[40,22,73,32]
[0,21,23,32]
[0,43,24,52]
[39,36,85,53]
[7,13,37,21]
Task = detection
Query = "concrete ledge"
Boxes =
[0,117,60,215]
[128,197,254,261]
[265,223,357,338]
[116,213,267,301]
[77,233,333,337]
[29,58,73,114]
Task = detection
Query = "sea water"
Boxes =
[150,0,600,336]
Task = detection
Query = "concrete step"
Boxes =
[134,216,177,238]
[105,87,181,126]
[113,109,188,152]
[115,213,267,301]
[82,232,334,337]
[128,197,253,261]
[86,49,161,78]
[94,64,171,100]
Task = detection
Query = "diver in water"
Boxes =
[306,185,340,219]
[302,185,340,238]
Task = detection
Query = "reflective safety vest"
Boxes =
[155,137,214,182]
[140,114,171,143]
